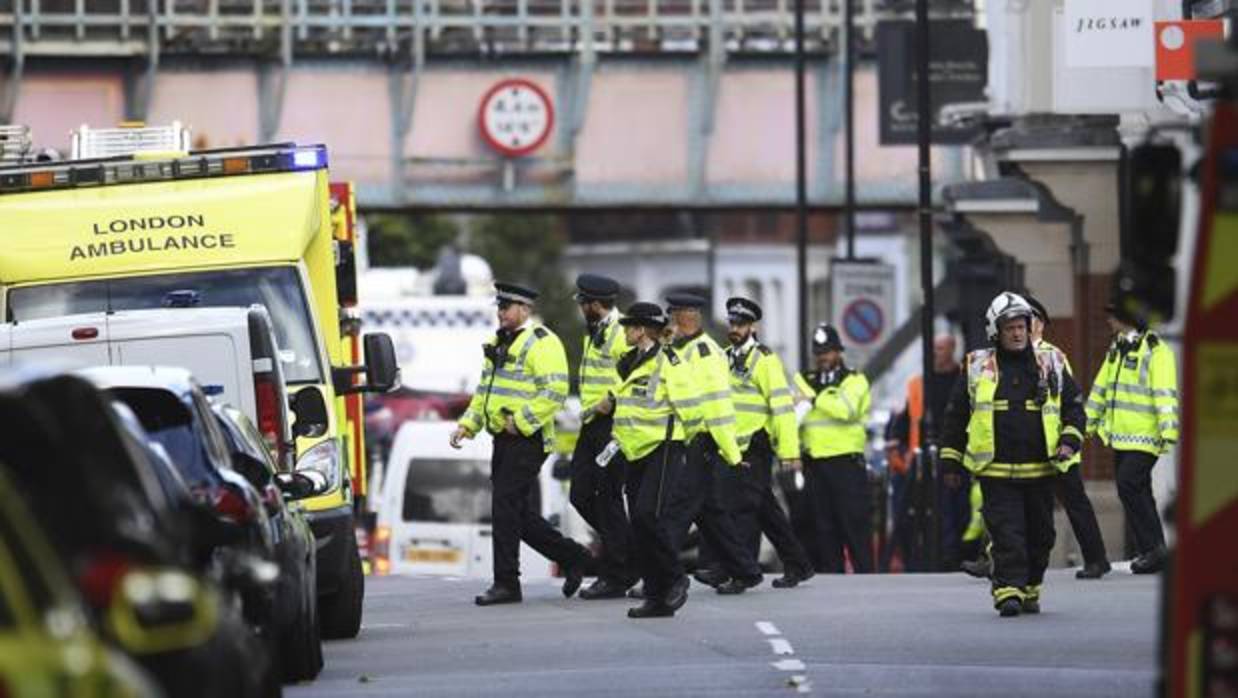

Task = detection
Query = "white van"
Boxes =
[1,305,295,468]
[374,420,573,579]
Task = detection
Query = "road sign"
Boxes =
[478,78,555,158]
[830,261,897,370]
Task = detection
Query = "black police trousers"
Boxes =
[980,476,1055,592]
[570,416,636,584]
[667,435,762,581]
[1114,450,1166,555]
[733,431,813,575]
[1055,462,1109,567]
[490,432,587,589]
[625,441,691,598]
[805,453,873,573]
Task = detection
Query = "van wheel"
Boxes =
[282,559,324,681]
[320,535,364,640]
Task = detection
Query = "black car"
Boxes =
[213,401,323,683]
[0,365,277,698]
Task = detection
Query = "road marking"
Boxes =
[768,638,795,655]
[755,621,781,636]
[772,659,807,671]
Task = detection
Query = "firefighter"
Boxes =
[721,297,815,588]
[451,282,592,606]
[610,302,704,617]
[793,324,874,574]
[1085,301,1179,575]
[940,292,1086,617]
[663,293,764,595]
[569,273,637,599]
[1024,295,1111,580]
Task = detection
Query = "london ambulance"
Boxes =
[0,123,398,639]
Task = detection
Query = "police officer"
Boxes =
[1085,300,1178,575]
[793,324,874,574]
[569,274,637,599]
[940,292,1086,617]
[610,302,696,618]
[664,293,764,595]
[721,297,814,588]
[451,282,592,606]
[1024,295,1111,580]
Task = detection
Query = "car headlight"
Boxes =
[296,440,342,494]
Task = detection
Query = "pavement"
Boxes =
[290,569,1159,698]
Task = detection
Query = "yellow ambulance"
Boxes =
[0,125,397,639]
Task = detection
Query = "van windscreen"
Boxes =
[402,458,492,525]
[7,267,322,383]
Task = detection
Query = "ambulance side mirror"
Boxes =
[331,333,400,396]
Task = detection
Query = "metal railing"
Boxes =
[0,0,974,55]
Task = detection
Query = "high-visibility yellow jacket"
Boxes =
[579,309,628,425]
[939,345,1085,479]
[1085,331,1179,456]
[672,332,743,466]
[612,344,695,462]
[728,338,799,460]
[794,367,870,459]
[459,323,569,452]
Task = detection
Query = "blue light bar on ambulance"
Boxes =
[0,143,329,194]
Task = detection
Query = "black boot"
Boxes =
[663,575,690,611]
[996,598,1021,617]
[627,599,674,618]
[475,585,522,606]
[716,575,762,595]
[1131,547,1168,575]
[1075,561,1111,579]
[693,567,729,589]
[772,568,814,589]
[579,578,629,600]
[562,558,587,598]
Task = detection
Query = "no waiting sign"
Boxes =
[830,261,897,370]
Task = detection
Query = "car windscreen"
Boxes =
[7,266,323,384]
[402,458,492,525]
[109,388,223,491]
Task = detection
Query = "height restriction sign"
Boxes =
[478,78,555,158]
[830,261,897,370]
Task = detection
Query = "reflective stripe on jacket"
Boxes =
[579,311,628,424]
[729,339,799,460]
[675,333,743,466]
[612,346,694,462]
[794,369,870,459]
[458,324,569,451]
[939,346,1082,479]
[1085,332,1179,456]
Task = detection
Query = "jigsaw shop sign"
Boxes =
[71,213,236,261]
[1065,0,1155,68]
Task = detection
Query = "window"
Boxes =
[7,266,323,383]
[402,459,492,525]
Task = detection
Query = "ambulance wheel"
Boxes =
[320,536,364,640]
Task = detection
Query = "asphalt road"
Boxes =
[291,568,1159,698]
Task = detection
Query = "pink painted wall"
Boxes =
[403,71,560,183]
[575,70,688,184]
[276,70,393,186]
[13,74,125,153]
[706,70,819,185]
[149,71,260,148]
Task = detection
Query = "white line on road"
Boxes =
[768,638,795,656]
[755,621,781,636]
[772,659,807,672]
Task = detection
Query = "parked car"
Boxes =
[213,402,323,683]
[0,365,276,698]
[89,365,325,684]
[0,465,163,698]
